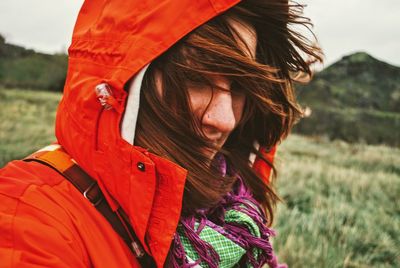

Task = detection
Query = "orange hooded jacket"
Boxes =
[0,0,276,267]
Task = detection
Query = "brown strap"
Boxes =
[24,146,156,267]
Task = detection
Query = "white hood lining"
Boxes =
[121,64,150,145]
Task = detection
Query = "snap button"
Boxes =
[137,162,145,171]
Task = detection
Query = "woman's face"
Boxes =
[188,73,246,159]
[191,20,257,159]
[157,19,257,160]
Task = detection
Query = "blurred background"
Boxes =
[0,0,399,267]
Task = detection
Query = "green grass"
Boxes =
[275,136,400,267]
[1,88,399,267]
[0,88,60,166]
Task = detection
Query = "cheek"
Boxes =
[232,95,246,125]
[188,87,212,117]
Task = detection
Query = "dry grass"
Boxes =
[274,135,400,267]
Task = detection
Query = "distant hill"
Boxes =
[0,34,67,91]
[1,34,398,145]
[298,52,400,112]
[295,52,400,146]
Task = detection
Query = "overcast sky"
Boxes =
[0,0,399,68]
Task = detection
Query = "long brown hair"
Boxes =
[134,0,323,223]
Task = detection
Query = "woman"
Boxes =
[0,0,322,267]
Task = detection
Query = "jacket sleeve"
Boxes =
[0,194,88,268]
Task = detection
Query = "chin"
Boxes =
[201,148,218,161]
[206,151,218,160]
[201,140,225,161]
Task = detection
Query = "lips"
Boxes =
[201,139,226,160]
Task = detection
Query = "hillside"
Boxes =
[295,52,400,146]
[1,34,398,145]
[298,52,400,112]
[0,34,67,91]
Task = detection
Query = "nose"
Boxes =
[202,90,236,137]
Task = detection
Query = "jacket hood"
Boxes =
[55,0,273,266]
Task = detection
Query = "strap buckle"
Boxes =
[83,182,103,207]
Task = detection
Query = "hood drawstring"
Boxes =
[95,83,124,113]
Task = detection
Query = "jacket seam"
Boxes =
[68,56,136,72]
[207,0,218,13]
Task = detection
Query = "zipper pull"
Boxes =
[131,240,145,258]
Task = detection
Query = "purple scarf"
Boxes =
[170,154,287,268]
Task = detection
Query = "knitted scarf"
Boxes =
[170,154,287,268]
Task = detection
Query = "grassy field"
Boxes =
[0,88,59,166]
[1,88,399,267]
[275,136,399,267]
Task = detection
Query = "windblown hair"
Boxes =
[134,0,323,222]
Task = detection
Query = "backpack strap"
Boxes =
[24,145,156,268]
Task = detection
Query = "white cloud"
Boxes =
[300,0,400,66]
[0,0,83,53]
